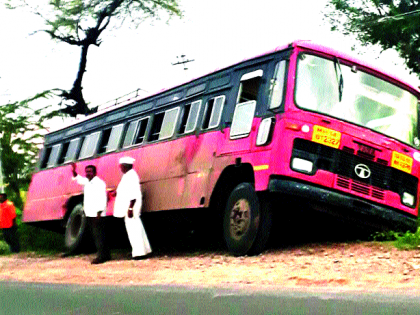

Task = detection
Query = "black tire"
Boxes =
[223,183,266,256]
[64,203,88,254]
[247,195,272,256]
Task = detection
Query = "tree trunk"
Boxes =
[62,43,93,116]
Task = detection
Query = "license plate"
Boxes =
[391,151,412,173]
[312,125,341,149]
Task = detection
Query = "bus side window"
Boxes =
[46,144,61,168]
[57,141,70,165]
[237,69,263,104]
[230,101,257,139]
[123,120,139,148]
[148,112,165,142]
[149,107,180,141]
[40,147,53,169]
[179,100,201,134]
[134,118,149,145]
[269,60,286,109]
[202,96,225,130]
[64,138,80,163]
[104,124,124,153]
[78,132,101,159]
[98,128,112,154]
[230,70,262,139]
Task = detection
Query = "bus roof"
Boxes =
[49,40,420,135]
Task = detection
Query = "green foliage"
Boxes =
[0,241,10,255]
[0,91,59,208]
[371,217,420,249]
[371,229,401,242]
[325,0,420,78]
[394,228,420,250]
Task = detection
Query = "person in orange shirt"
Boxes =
[0,193,20,253]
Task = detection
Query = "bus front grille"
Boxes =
[292,138,418,207]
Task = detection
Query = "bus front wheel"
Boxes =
[223,183,267,256]
[64,203,88,254]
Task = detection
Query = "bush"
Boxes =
[0,241,10,255]
[394,228,420,250]
[371,230,401,242]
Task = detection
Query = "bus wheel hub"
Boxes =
[229,199,251,240]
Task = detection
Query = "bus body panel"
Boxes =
[23,40,420,242]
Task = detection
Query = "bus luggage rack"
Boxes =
[94,88,149,112]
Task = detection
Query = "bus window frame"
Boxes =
[57,141,70,165]
[132,116,150,146]
[159,107,180,140]
[123,119,140,148]
[63,138,81,164]
[105,123,125,153]
[179,100,202,135]
[148,107,180,142]
[78,131,101,160]
[229,68,263,139]
[268,59,287,110]
[230,100,257,139]
[201,95,226,130]
[46,144,61,168]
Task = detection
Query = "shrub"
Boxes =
[394,228,420,250]
[371,230,401,242]
[0,241,10,255]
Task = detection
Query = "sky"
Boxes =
[0,0,418,121]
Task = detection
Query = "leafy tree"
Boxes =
[0,91,57,209]
[325,0,420,78]
[6,0,182,117]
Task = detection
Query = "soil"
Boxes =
[2,241,420,293]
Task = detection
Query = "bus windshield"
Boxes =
[295,53,419,147]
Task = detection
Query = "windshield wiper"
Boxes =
[334,57,344,102]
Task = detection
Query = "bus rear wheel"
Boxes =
[223,183,270,256]
[64,203,88,254]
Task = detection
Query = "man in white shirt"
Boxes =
[72,163,110,264]
[113,157,151,260]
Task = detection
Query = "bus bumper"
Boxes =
[268,178,418,233]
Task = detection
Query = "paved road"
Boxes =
[1,281,420,314]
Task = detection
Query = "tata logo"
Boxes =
[354,164,371,179]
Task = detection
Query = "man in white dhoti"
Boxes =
[113,156,152,259]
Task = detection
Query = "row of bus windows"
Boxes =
[41,95,225,169]
[41,60,287,169]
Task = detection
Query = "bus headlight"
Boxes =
[291,158,313,174]
[402,192,415,207]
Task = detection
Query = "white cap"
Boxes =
[119,156,135,165]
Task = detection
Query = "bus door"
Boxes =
[218,65,267,155]
[180,96,226,208]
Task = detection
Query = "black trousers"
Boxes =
[2,225,20,253]
[87,217,110,260]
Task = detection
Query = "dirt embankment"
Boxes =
[1,242,420,293]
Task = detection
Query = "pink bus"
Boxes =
[24,41,420,255]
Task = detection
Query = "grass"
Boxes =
[18,224,64,254]
[371,222,420,251]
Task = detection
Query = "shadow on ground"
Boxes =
[136,204,374,257]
